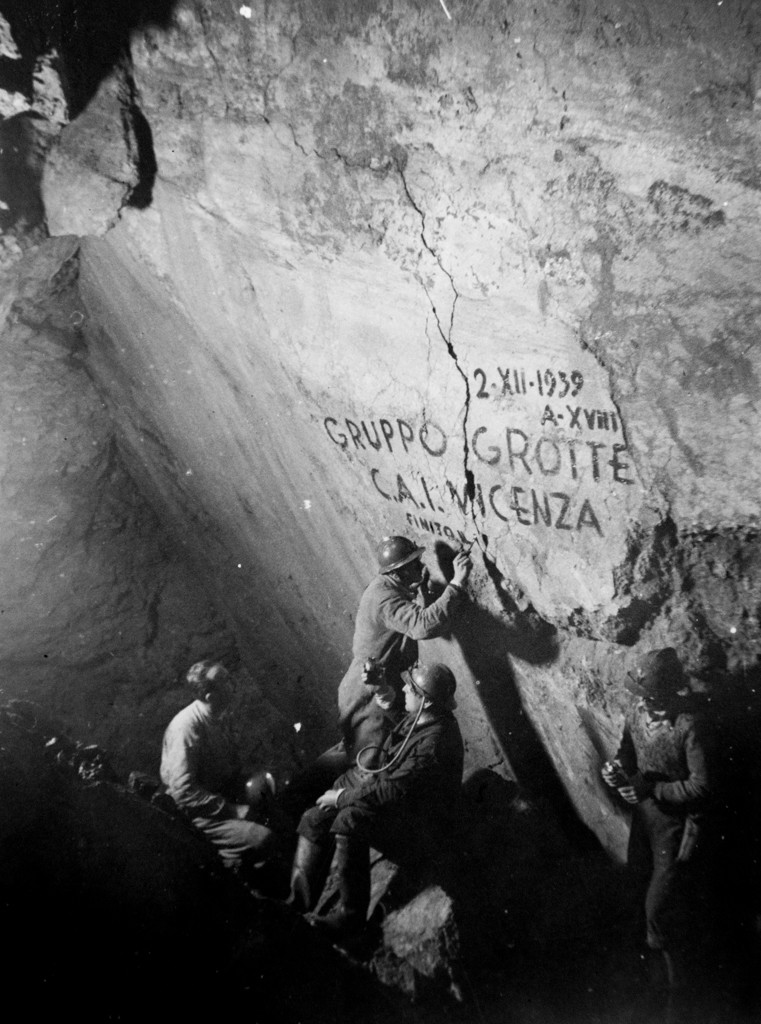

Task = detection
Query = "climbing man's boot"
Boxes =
[287,836,331,913]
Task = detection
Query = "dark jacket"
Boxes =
[337,573,463,743]
[335,709,464,816]
[616,699,712,810]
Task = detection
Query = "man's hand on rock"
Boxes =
[452,550,472,588]
[419,565,431,593]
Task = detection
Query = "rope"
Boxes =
[354,698,427,774]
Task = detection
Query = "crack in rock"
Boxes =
[393,159,482,546]
[261,17,304,122]
[197,6,231,117]
[288,123,311,157]
[272,128,490,554]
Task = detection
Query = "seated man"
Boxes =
[289,661,464,939]
[160,659,280,873]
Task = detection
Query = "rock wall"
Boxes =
[0,236,307,776]
[4,0,761,856]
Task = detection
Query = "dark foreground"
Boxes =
[2,701,758,1024]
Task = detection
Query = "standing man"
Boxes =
[602,647,715,993]
[337,535,471,768]
[290,662,465,940]
[160,660,281,873]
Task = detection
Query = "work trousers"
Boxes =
[628,800,708,953]
[193,815,278,870]
[298,801,445,870]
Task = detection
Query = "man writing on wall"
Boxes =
[337,535,471,768]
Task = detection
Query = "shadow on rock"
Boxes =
[2,0,177,118]
[432,542,594,848]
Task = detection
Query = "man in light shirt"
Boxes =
[160,659,279,872]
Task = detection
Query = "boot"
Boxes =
[287,836,331,913]
[310,834,370,940]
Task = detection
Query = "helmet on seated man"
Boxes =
[403,662,457,712]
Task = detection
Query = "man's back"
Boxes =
[352,573,462,659]
[160,699,238,818]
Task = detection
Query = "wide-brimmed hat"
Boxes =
[625,647,684,700]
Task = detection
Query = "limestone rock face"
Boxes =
[0,237,286,774]
[18,0,761,853]
[42,67,143,236]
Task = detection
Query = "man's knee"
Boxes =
[329,805,381,847]
[298,805,336,844]
[194,816,278,862]
[242,820,280,856]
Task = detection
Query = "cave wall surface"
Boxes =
[16,0,761,855]
[0,235,307,777]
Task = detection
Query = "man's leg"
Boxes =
[338,672,391,769]
[303,804,379,938]
[627,808,654,948]
[194,817,279,870]
[641,808,689,988]
[346,705,390,769]
[288,805,337,912]
[310,833,371,940]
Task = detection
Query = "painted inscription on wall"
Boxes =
[323,414,476,542]
[470,363,622,432]
[322,354,636,545]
